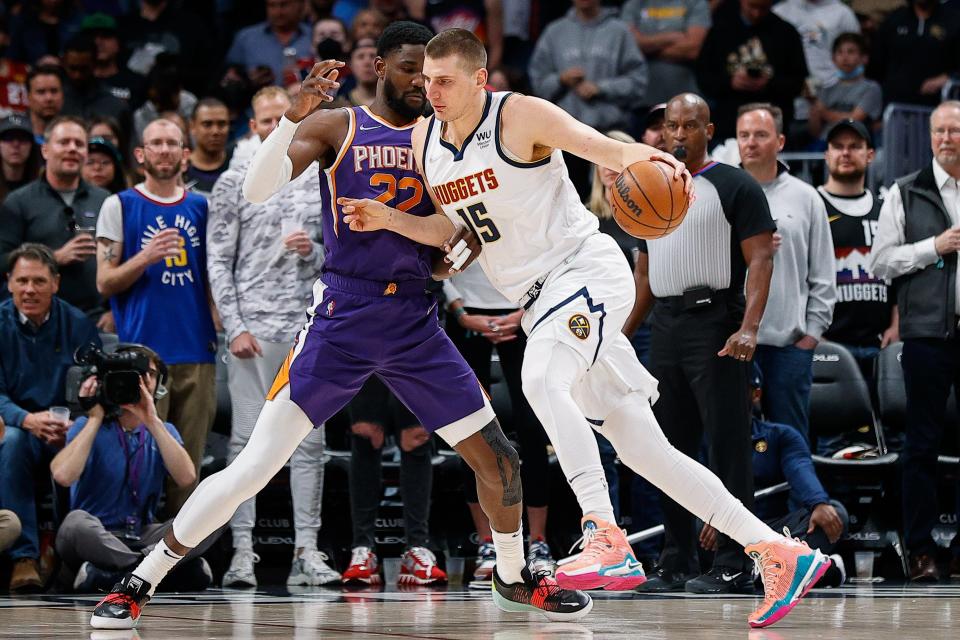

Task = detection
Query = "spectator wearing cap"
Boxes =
[641,103,667,152]
[699,365,849,588]
[809,33,883,141]
[621,0,711,108]
[869,101,960,582]
[226,0,313,89]
[26,66,64,144]
[60,34,131,138]
[0,243,100,592]
[737,103,836,442]
[83,137,128,195]
[819,120,896,380]
[80,12,146,106]
[0,115,42,202]
[0,116,110,324]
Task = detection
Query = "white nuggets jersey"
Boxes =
[421,91,598,302]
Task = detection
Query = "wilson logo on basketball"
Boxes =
[615,175,644,218]
[568,314,590,340]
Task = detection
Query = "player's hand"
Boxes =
[560,67,586,88]
[718,327,757,361]
[230,331,263,359]
[699,523,719,552]
[338,197,392,232]
[141,228,182,265]
[935,228,960,255]
[809,503,844,544]
[283,230,314,257]
[442,224,481,274]
[649,151,693,196]
[54,234,98,265]
[286,60,345,122]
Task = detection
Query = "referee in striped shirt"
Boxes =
[625,93,776,594]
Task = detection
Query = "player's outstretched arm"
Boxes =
[242,60,344,203]
[337,197,455,247]
[502,94,692,193]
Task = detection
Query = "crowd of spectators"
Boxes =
[0,0,958,594]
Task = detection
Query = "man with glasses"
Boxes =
[0,116,110,326]
[870,100,960,582]
[51,345,218,593]
[95,118,218,518]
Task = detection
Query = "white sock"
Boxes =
[601,396,779,547]
[133,540,183,596]
[568,466,616,525]
[491,526,526,584]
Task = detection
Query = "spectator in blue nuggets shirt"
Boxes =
[0,243,100,592]
[699,366,849,589]
[51,345,219,593]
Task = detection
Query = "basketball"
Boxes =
[610,159,690,240]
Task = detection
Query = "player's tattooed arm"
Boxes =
[480,420,523,507]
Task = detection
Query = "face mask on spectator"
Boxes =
[837,65,864,81]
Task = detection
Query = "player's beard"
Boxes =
[384,77,425,122]
[142,156,180,181]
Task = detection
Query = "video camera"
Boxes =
[73,343,164,415]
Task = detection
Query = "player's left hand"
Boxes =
[283,230,314,257]
[338,197,392,232]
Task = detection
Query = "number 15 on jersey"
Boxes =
[456,202,501,244]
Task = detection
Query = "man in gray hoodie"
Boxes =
[737,103,836,443]
[527,0,647,197]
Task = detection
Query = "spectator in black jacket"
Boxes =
[869,0,960,107]
[696,0,807,143]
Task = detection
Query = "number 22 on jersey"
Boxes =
[370,173,423,211]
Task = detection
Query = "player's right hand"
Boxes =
[286,60,345,122]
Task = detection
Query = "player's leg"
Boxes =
[521,336,644,591]
[380,315,591,621]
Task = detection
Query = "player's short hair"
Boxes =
[45,115,88,140]
[7,243,58,277]
[738,102,784,135]
[251,86,290,110]
[192,97,229,121]
[832,32,867,56]
[425,28,487,71]
[376,21,434,59]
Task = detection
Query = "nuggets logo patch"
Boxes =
[755,440,768,453]
[568,314,590,340]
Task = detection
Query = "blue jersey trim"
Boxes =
[530,286,606,364]
[438,91,492,162]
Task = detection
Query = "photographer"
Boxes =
[50,346,215,593]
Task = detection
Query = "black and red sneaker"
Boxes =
[492,566,593,622]
[90,573,152,629]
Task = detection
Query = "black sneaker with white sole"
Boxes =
[685,566,756,594]
[492,566,593,622]
[90,573,152,629]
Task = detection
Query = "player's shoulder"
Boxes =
[298,106,352,142]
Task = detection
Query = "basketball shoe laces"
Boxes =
[406,547,433,569]
[529,569,564,603]
[567,523,615,562]
[751,529,805,615]
[350,547,373,568]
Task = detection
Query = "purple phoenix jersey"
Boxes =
[318,106,435,281]
[267,106,492,439]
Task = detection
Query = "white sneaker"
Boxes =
[287,549,342,586]
[222,548,259,588]
[469,540,496,590]
[527,538,557,575]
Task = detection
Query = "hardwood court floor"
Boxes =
[1,584,958,639]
